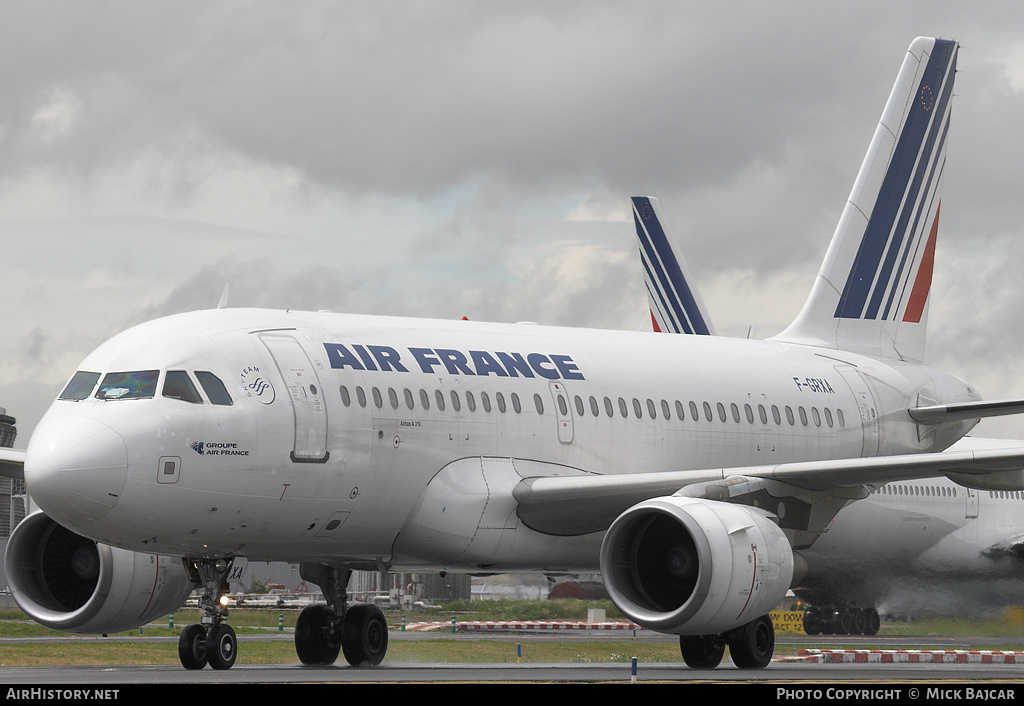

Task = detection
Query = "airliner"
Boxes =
[4,36,1024,671]
[634,193,1024,634]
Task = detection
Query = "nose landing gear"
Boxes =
[177,557,237,670]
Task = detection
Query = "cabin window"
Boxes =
[404,388,414,410]
[812,407,821,426]
[798,406,808,426]
[824,407,834,427]
[575,395,585,416]
[434,389,445,411]
[558,395,569,416]
[745,404,754,424]
[591,396,601,417]
[419,389,430,410]
[534,393,544,414]
[605,397,615,417]
[372,387,383,408]
[675,400,685,421]
[163,371,203,404]
[662,400,672,420]
[450,390,461,412]
[339,386,351,407]
[731,403,741,423]
[647,399,658,419]
[618,397,629,418]
[837,408,845,426]
[466,391,476,412]
[633,398,643,419]
[496,392,507,413]
[482,391,492,413]
[59,371,101,400]
[96,370,159,401]
[785,406,795,426]
[388,387,399,409]
[511,393,522,414]
[689,401,699,421]
[717,402,727,422]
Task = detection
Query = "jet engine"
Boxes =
[4,512,195,634]
[599,496,793,635]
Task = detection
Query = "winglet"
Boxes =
[632,196,715,335]
[773,37,958,363]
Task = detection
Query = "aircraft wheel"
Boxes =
[178,623,208,670]
[864,608,881,635]
[341,603,389,666]
[802,607,821,635]
[728,614,774,669]
[835,607,853,634]
[850,607,867,635]
[208,624,237,670]
[679,634,726,669]
[295,604,341,666]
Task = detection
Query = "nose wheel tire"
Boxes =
[178,623,208,670]
[208,624,237,670]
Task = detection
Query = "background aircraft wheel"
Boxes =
[679,634,725,669]
[802,607,821,635]
[864,608,881,635]
[208,624,237,670]
[178,623,208,670]
[850,607,866,635]
[728,614,774,669]
[341,603,389,666]
[295,604,341,666]
[835,607,853,634]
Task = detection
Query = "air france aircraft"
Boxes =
[633,195,1024,634]
[5,36,1024,671]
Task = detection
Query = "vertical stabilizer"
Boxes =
[772,37,957,363]
[632,196,715,335]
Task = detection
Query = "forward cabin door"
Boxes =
[261,334,329,462]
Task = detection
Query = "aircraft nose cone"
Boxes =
[25,415,128,528]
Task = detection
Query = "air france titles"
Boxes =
[324,343,585,381]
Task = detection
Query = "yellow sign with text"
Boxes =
[771,610,805,634]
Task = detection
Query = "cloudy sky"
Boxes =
[3,1,1024,443]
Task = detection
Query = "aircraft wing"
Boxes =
[513,437,1024,535]
[0,448,26,480]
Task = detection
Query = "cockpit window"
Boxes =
[195,371,233,406]
[95,370,159,400]
[59,371,101,401]
[163,371,203,404]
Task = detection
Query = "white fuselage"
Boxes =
[25,308,978,573]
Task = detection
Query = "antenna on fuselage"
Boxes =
[217,284,230,309]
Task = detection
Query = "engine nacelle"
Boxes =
[599,496,793,635]
[4,512,195,634]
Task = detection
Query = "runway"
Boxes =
[4,660,1024,686]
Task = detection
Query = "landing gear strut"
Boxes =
[294,563,389,667]
[177,557,237,670]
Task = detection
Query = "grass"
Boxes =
[3,602,1024,667]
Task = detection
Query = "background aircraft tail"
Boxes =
[632,196,715,335]
[772,37,958,363]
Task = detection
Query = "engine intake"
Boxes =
[4,512,195,634]
[600,496,794,635]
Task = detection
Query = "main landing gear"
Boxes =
[293,563,389,667]
[178,557,237,670]
[802,605,880,636]
[679,614,775,669]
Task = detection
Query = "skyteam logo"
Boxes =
[240,365,275,404]
[191,441,205,455]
